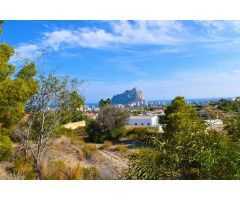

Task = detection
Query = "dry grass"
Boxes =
[82,144,98,159]
[100,140,112,150]
[111,144,128,153]
[41,159,100,180]
[41,160,85,180]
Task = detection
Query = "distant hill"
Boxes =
[111,87,144,105]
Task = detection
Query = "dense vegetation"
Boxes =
[125,97,240,180]
[217,99,240,113]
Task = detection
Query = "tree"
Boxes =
[99,98,112,109]
[87,106,129,142]
[0,21,38,161]
[0,134,12,161]
[60,90,85,123]
[163,96,206,137]
[0,20,3,33]
[125,96,240,180]
[14,74,84,179]
[0,34,38,129]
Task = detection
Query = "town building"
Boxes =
[205,119,223,128]
[127,115,159,127]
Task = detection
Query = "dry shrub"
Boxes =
[75,149,85,161]
[69,135,84,146]
[42,160,85,180]
[82,144,98,159]
[111,144,128,153]
[83,166,100,180]
[100,140,112,150]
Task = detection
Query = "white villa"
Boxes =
[127,115,159,127]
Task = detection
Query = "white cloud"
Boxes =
[11,20,240,62]
[40,20,187,51]
[10,44,42,62]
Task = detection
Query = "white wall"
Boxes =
[127,116,159,127]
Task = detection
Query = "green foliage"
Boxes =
[109,127,127,141]
[0,26,38,128]
[217,99,240,113]
[224,116,240,140]
[60,91,85,124]
[52,125,76,138]
[127,127,156,141]
[12,157,37,180]
[131,110,142,116]
[99,98,111,109]
[0,134,12,161]
[86,106,129,142]
[0,43,38,128]
[0,20,3,33]
[164,96,206,138]
[125,96,240,180]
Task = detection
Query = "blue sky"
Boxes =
[2,20,240,103]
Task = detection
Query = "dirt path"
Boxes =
[90,149,128,179]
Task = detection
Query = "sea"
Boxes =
[86,97,233,107]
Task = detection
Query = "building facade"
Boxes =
[127,115,159,127]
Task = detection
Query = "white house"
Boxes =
[127,115,159,127]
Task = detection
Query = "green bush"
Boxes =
[127,127,155,141]
[109,127,127,141]
[52,125,76,138]
[0,134,12,161]
[12,156,37,180]
[86,106,129,143]
[87,120,127,143]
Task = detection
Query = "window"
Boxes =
[141,123,144,126]
[147,123,150,126]
[135,123,137,126]
[126,123,129,125]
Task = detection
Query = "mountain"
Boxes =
[111,87,144,105]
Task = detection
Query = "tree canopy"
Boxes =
[0,42,38,128]
[99,98,111,109]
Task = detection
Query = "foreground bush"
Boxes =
[127,127,156,141]
[12,157,37,180]
[0,134,12,161]
[52,126,77,138]
[86,106,129,143]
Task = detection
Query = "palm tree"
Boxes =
[99,99,105,109]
